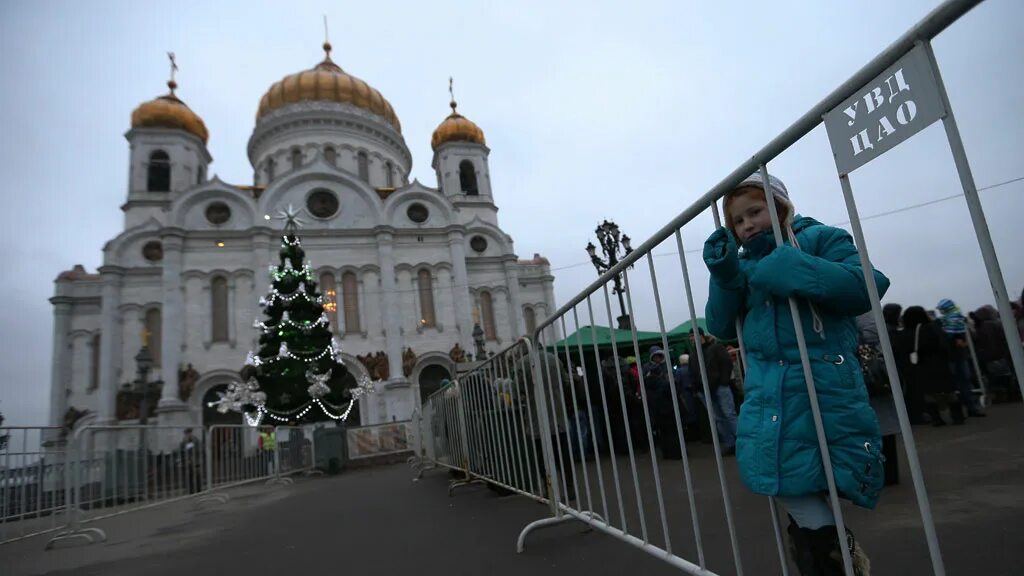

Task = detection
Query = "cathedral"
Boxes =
[48,42,557,432]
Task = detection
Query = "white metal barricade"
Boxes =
[415,340,573,505]
[1,426,69,544]
[207,425,278,491]
[44,425,204,549]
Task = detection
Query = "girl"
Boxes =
[704,172,887,575]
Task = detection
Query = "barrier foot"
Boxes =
[195,493,230,506]
[45,527,107,550]
[412,462,437,482]
[303,469,324,477]
[448,477,485,496]
[265,476,295,486]
[516,509,604,553]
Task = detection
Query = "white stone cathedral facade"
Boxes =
[49,43,557,433]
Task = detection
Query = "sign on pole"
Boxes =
[824,44,947,175]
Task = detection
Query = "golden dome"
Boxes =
[131,81,209,144]
[431,100,486,150]
[256,42,401,133]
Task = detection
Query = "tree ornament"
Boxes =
[306,369,332,399]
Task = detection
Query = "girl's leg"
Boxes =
[780,494,834,529]
[781,495,871,575]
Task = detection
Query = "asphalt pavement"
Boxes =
[2,403,1022,576]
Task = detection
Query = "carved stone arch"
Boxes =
[383,189,456,225]
[340,353,368,381]
[464,218,512,254]
[258,169,383,225]
[108,217,163,262]
[357,263,381,275]
[231,269,255,282]
[182,269,208,282]
[411,352,454,405]
[193,369,244,425]
[170,185,257,229]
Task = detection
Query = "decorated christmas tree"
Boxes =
[212,205,373,424]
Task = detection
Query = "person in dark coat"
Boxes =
[689,327,737,456]
[973,305,1017,400]
[642,346,683,460]
[900,307,964,426]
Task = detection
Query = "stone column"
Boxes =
[375,227,404,381]
[503,258,523,338]
[447,230,475,350]
[96,265,125,423]
[252,227,272,312]
[158,229,186,409]
[49,297,73,429]
[543,274,560,341]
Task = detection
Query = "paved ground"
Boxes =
[1,403,1022,576]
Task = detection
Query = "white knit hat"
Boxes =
[722,172,794,228]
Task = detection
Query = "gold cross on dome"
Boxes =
[168,52,177,81]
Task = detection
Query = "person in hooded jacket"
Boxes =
[900,306,965,426]
[973,305,1017,401]
[704,172,881,575]
[936,298,984,417]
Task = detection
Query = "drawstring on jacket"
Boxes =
[786,225,826,340]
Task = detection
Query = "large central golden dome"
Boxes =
[257,43,401,133]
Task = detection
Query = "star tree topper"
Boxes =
[275,203,308,233]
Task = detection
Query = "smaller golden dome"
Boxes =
[431,100,486,150]
[131,81,209,144]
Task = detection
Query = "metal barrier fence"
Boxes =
[1,427,69,544]
[417,340,566,503]
[415,1,1021,574]
[14,423,317,550]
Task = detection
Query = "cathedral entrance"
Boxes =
[202,384,242,427]
[418,364,451,404]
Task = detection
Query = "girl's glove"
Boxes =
[703,227,741,282]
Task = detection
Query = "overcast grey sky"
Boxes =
[1,0,1021,427]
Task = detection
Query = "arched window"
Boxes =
[211,276,229,342]
[290,147,303,170]
[418,269,436,328]
[324,146,337,166]
[89,333,101,392]
[147,150,171,191]
[357,152,370,183]
[479,291,496,340]
[385,161,395,188]
[342,272,361,334]
[459,160,478,195]
[523,306,537,338]
[145,308,162,367]
[265,157,276,182]
[320,273,338,331]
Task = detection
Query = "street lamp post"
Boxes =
[586,219,633,330]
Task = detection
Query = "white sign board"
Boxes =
[824,45,946,175]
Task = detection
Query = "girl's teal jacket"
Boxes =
[705,215,889,508]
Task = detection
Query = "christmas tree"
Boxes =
[216,204,373,424]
